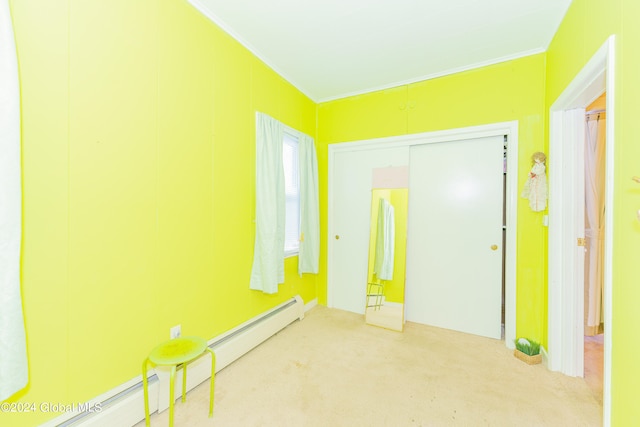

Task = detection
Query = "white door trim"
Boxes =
[548,35,614,425]
[328,121,519,347]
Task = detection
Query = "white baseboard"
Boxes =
[541,345,549,368]
[304,297,317,313]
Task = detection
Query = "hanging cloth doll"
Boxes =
[521,152,548,212]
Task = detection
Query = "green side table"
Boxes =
[142,336,215,426]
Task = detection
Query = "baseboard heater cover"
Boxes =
[44,295,308,427]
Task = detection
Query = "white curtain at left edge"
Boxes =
[250,113,285,294]
[0,0,28,401]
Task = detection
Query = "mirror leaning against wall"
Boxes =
[365,167,409,332]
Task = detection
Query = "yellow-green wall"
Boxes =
[5,0,316,425]
[547,0,640,423]
[317,53,548,342]
[6,0,640,424]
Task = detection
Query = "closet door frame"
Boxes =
[327,121,519,348]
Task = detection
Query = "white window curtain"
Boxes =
[584,114,606,336]
[250,113,320,293]
[0,0,28,401]
[298,133,319,275]
[250,113,285,294]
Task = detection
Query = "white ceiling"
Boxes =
[189,0,572,102]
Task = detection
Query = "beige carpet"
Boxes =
[136,305,602,426]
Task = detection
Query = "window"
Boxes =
[283,131,300,256]
[251,112,319,293]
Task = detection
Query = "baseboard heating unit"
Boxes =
[43,295,312,427]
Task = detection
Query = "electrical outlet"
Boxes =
[170,325,181,339]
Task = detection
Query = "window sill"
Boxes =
[284,250,299,259]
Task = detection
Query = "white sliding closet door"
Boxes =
[405,136,504,339]
[329,147,409,314]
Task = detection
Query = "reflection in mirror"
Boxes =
[365,188,408,332]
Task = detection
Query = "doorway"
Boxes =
[547,35,614,423]
[583,93,606,404]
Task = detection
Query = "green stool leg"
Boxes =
[207,348,216,417]
[169,365,176,427]
[142,359,150,426]
[144,337,212,425]
[181,364,187,403]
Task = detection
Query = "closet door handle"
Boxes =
[335,235,340,240]
[491,244,498,251]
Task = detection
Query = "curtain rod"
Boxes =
[586,108,605,114]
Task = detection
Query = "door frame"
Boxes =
[328,121,519,347]
[547,35,614,423]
